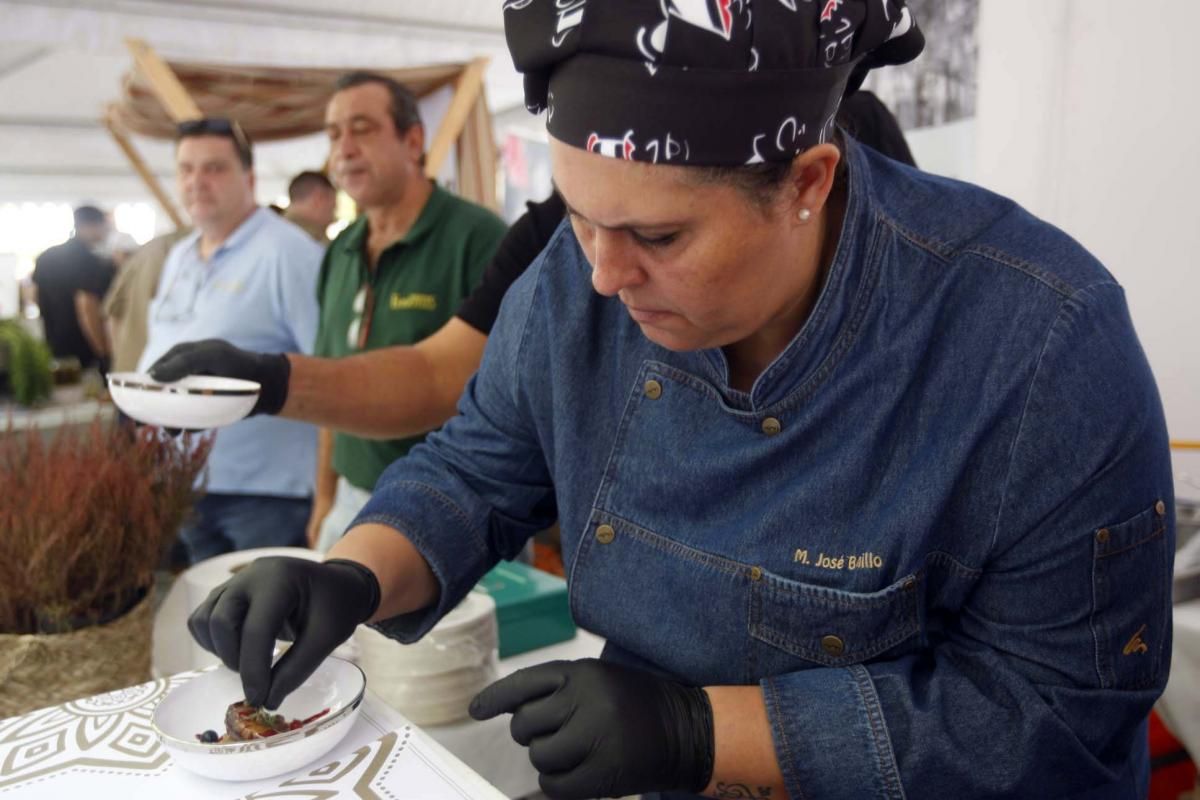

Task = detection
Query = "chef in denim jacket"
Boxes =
[189,2,1175,798]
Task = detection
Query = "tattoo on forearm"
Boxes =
[714,783,772,799]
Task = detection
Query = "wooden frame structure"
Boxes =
[105,39,497,226]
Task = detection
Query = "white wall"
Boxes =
[905,118,976,183]
[975,0,1200,498]
[0,254,18,319]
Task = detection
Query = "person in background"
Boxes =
[187,2,1173,798]
[139,117,322,564]
[103,227,141,269]
[839,88,917,167]
[300,72,505,550]
[284,170,338,246]
[31,205,115,370]
[103,227,191,374]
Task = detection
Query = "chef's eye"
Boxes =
[632,231,678,249]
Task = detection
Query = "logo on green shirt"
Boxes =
[389,292,438,311]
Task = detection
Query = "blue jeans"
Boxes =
[179,493,311,565]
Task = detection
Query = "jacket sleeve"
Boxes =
[351,254,557,642]
[764,282,1173,799]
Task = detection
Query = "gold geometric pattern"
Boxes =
[0,672,499,798]
[0,673,194,791]
[239,728,411,800]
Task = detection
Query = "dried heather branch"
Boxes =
[0,419,212,634]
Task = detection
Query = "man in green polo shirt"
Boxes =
[310,71,506,550]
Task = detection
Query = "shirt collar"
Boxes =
[696,136,882,409]
[336,181,448,258]
[181,207,269,263]
[216,207,270,255]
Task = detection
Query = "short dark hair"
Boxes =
[691,129,848,212]
[175,117,254,169]
[693,161,794,211]
[332,71,423,136]
[288,171,335,203]
[73,205,106,228]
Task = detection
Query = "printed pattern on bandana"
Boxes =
[503,0,923,166]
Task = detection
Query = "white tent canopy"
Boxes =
[0,0,527,208]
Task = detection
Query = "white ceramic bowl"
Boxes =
[152,656,365,781]
[107,372,260,429]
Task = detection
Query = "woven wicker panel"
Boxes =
[110,62,465,141]
[0,589,154,718]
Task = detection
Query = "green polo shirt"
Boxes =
[314,182,506,491]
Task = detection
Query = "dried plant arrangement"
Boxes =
[0,420,211,635]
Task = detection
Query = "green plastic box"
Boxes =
[475,561,577,658]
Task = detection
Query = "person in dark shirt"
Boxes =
[31,206,116,369]
[283,170,337,246]
[146,91,912,438]
[839,89,917,167]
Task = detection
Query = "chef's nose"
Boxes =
[589,229,645,297]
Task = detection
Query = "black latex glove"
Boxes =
[148,338,291,416]
[469,658,715,800]
[188,557,381,709]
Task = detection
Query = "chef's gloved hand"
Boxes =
[148,338,291,416]
[188,557,381,709]
[469,658,715,800]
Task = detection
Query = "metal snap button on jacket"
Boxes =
[1096,528,1110,544]
[821,635,845,657]
[749,566,763,581]
[596,524,616,544]
[644,379,662,399]
[761,417,782,436]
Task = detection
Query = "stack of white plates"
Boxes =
[355,590,498,726]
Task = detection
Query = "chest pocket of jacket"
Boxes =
[1091,500,1171,690]
[750,569,923,668]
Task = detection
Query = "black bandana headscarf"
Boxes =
[503,0,923,166]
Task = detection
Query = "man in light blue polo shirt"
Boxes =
[138,118,322,564]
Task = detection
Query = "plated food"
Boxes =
[196,701,331,743]
[152,656,364,781]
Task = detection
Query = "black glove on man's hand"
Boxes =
[187,557,381,709]
[147,338,291,416]
[469,658,715,800]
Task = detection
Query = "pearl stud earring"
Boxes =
[797,208,812,222]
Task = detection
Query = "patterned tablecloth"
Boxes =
[0,671,506,799]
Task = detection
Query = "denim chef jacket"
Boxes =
[358,138,1174,800]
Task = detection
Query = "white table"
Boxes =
[0,671,505,799]
[423,630,605,799]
